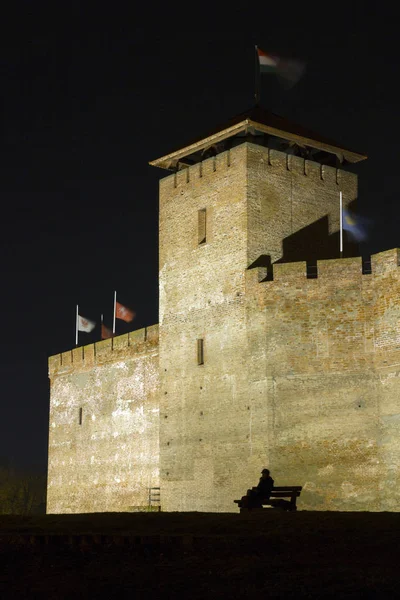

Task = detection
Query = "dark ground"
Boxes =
[1,511,399,598]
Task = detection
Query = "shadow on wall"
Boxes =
[278,198,360,263]
[249,200,364,278]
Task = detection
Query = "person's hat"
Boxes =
[261,468,270,474]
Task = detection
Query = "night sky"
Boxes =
[1,4,399,475]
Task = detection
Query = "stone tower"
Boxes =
[151,107,366,512]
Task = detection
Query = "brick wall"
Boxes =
[158,147,249,511]
[246,248,400,511]
[47,326,159,513]
[246,143,358,264]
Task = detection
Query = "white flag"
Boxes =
[77,315,96,332]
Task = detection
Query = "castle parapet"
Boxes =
[161,148,234,192]
[247,250,400,293]
[317,256,362,279]
[272,261,307,281]
[245,265,269,286]
[371,248,400,275]
[48,324,159,377]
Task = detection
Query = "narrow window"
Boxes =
[198,209,206,245]
[79,407,83,425]
[362,256,372,275]
[197,339,204,365]
[306,261,318,279]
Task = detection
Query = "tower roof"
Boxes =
[149,106,367,171]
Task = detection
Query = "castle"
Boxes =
[47,107,400,513]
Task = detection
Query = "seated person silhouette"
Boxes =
[239,468,274,509]
[238,468,293,510]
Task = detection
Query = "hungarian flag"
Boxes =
[115,301,135,323]
[101,323,113,339]
[257,48,280,73]
[257,47,305,87]
[78,315,96,333]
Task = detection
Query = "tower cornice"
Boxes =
[149,107,367,171]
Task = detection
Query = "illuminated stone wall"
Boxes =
[48,140,400,514]
[159,147,250,512]
[158,143,361,512]
[47,326,159,513]
[246,248,400,511]
[246,144,357,264]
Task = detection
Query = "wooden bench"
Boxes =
[234,486,302,512]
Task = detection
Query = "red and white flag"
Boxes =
[101,323,113,339]
[257,46,305,88]
[77,315,96,332]
[257,48,280,73]
[115,301,135,323]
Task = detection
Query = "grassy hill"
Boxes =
[1,511,399,598]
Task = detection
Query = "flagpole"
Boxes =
[254,45,260,106]
[339,191,343,258]
[113,291,116,335]
[76,305,79,346]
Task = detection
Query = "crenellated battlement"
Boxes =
[264,150,357,188]
[246,249,400,287]
[371,247,400,275]
[159,142,357,194]
[271,261,308,281]
[48,324,159,377]
[264,148,339,182]
[246,143,357,190]
[160,147,234,192]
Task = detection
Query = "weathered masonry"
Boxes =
[47,327,159,513]
[48,107,400,513]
